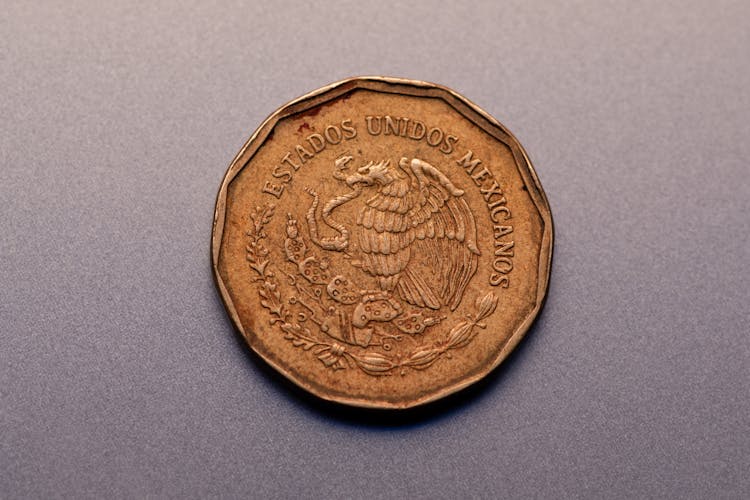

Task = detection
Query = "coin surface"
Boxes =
[212,77,552,409]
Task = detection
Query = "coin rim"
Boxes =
[211,76,553,409]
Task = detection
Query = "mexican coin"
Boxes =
[212,77,552,409]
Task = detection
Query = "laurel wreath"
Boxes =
[245,204,498,375]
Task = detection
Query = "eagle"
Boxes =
[306,156,480,311]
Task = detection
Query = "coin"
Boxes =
[212,77,552,409]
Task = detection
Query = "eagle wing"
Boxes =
[356,158,480,311]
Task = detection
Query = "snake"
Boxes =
[305,183,363,251]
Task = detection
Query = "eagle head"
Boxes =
[345,159,393,187]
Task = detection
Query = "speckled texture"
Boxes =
[1,1,748,498]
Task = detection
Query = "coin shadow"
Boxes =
[222,296,543,429]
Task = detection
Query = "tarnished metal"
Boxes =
[212,77,552,409]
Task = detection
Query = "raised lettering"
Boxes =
[471,167,491,186]
[365,116,382,135]
[341,119,357,139]
[490,274,510,287]
[271,164,292,183]
[262,181,284,198]
[281,151,301,171]
[480,181,504,202]
[409,120,426,140]
[324,125,342,144]
[427,127,444,146]
[440,134,458,154]
[456,150,481,174]
[492,225,513,238]
[306,133,326,153]
[384,116,400,136]
[492,256,513,274]
[295,144,314,163]
[494,240,515,257]
[398,117,409,137]
[490,204,512,222]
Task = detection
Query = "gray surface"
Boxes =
[1,1,748,498]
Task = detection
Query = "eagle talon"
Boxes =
[361,290,391,301]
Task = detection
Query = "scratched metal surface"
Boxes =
[1,1,748,498]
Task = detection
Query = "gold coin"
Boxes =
[212,77,552,409]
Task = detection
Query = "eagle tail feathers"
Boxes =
[397,267,441,310]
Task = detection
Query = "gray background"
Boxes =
[1,1,748,498]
